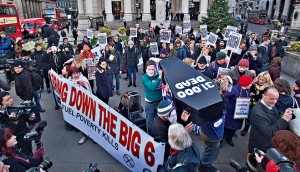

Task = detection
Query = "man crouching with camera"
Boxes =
[0,91,37,156]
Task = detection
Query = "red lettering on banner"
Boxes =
[110,113,117,138]
[75,90,83,110]
[82,95,96,121]
[144,142,155,166]
[103,109,110,132]
[69,87,76,106]
[98,103,105,127]
[61,83,68,103]
[119,121,141,159]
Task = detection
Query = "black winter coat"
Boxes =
[41,25,60,44]
[105,50,121,74]
[44,52,69,73]
[258,43,272,64]
[95,69,113,99]
[243,52,263,74]
[15,69,34,100]
[194,66,213,79]
[140,46,151,61]
[30,50,48,70]
[249,101,289,153]
[275,94,293,115]
[125,47,139,67]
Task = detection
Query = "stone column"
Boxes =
[198,0,208,21]
[274,0,281,19]
[156,0,166,23]
[14,0,24,20]
[85,0,94,16]
[282,0,291,19]
[105,0,114,21]
[267,0,274,17]
[77,0,84,16]
[142,0,151,21]
[123,0,133,21]
[181,0,190,20]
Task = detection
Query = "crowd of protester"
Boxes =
[0,20,299,172]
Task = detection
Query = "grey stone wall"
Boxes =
[281,51,300,79]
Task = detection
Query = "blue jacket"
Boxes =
[209,60,229,79]
[175,47,186,60]
[224,84,250,130]
[0,36,11,55]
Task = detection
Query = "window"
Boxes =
[0,6,16,15]
[0,26,16,34]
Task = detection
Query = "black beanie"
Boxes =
[21,50,30,57]
[0,91,9,104]
[295,80,300,88]
[198,56,207,64]
[12,60,25,68]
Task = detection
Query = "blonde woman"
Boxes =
[182,57,196,68]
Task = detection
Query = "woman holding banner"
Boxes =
[95,59,113,104]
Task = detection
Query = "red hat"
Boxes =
[238,59,249,68]
[239,75,253,87]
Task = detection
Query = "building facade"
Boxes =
[1,0,56,20]
[259,0,295,20]
[235,0,260,18]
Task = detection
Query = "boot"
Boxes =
[241,125,250,136]
[133,82,136,87]
[128,81,132,87]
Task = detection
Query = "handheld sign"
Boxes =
[159,58,223,125]
[150,42,159,55]
[182,21,191,33]
[224,26,237,40]
[130,28,137,37]
[206,33,218,47]
[160,30,171,43]
[175,26,182,35]
[91,46,102,63]
[87,29,94,39]
[200,25,208,40]
[98,33,107,49]
[225,32,242,53]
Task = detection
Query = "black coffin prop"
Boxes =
[159,58,223,125]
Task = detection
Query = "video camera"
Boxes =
[26,157,53,172]
[84,162,100,172]
[24,121,47,148]
[4,101,35,122]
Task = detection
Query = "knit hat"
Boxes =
[160,48,168,55]
[0,128,5,149]
[198,56,207,64]
[295,79,300,88]
[216,52,226,60]
[157,100,173,117]
[0,91,9,105]
[12,60,25,68]
[0,31,6,36]
[238,59,249,68]
[128,40,134,45]
[21,50,30,57]
[249,45,257,51]
[239,75,253,87]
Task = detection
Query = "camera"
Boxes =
[84,162,100,172]
[26,157,53,172]
[24,121,47,148]
[4,101,35,122]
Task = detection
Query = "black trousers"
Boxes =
[224,128,236,142]
[42,69,50,89]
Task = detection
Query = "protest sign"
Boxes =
[159,58,223,125]
[130,28,137,37]
[87,29,94,39]
[200,25,208,39]
[98,33,107,49]
[206,33,218,47]
[225,32,242,53]
[91,46,102,63]
[216,67,230,79]
[182,21,191,33]
[160,30,171,43]
[234,98,250,119]
[84,58,97,80]
[23,41,36,51]
[150,42,159,55]
[49,70,165,171]
[224,26,237,40]
[175,26,182,35]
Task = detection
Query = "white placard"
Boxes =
[98,33,107,49]
[200,25,208,40]
[160,30,171,43]
[206,33,218,47]
[84,58,96,80]
[130,28,137,37]
[150,42,159,55]
[49,70,165,172]
[224,26,237,40]
[175,26,182,35]
[234,98,250,119]
[182,21,191,33]
[87,29,94,39]
[91,46,102,63]
[225,32,242,53]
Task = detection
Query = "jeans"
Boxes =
[34,90,41,110]
[201,141,220,166]
[145,102,158,135]
[110,73,120,91]
[127,66,136,83]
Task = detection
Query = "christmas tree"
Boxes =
[202,0,236,32]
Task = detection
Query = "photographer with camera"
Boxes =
[0,128,44,172]
[0,91,37,156]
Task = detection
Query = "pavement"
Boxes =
[2,22,298,172]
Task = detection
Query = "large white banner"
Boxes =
[49,70,165,172]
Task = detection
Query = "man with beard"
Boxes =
[228,59,254,85]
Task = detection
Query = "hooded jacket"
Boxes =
[0,35,11,55]
[79,45,94,60]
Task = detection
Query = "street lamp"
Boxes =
[88,16,94,28]
[135,2,139,23]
